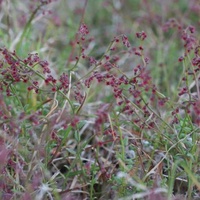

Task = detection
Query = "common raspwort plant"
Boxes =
[0,0,200,200]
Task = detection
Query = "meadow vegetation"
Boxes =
[0,0,200,199]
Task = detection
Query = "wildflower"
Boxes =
[136,31,147,40]
[122,35,131,48]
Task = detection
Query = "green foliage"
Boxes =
[0,0,200,199]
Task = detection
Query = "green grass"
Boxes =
[0,0,200,200]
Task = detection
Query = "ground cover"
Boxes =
[0,0,200,199]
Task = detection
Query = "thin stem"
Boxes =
[16,4,42,50]
[187,54,200,99]
[65,0,89,68]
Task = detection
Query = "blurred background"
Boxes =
[0,0,199,97]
